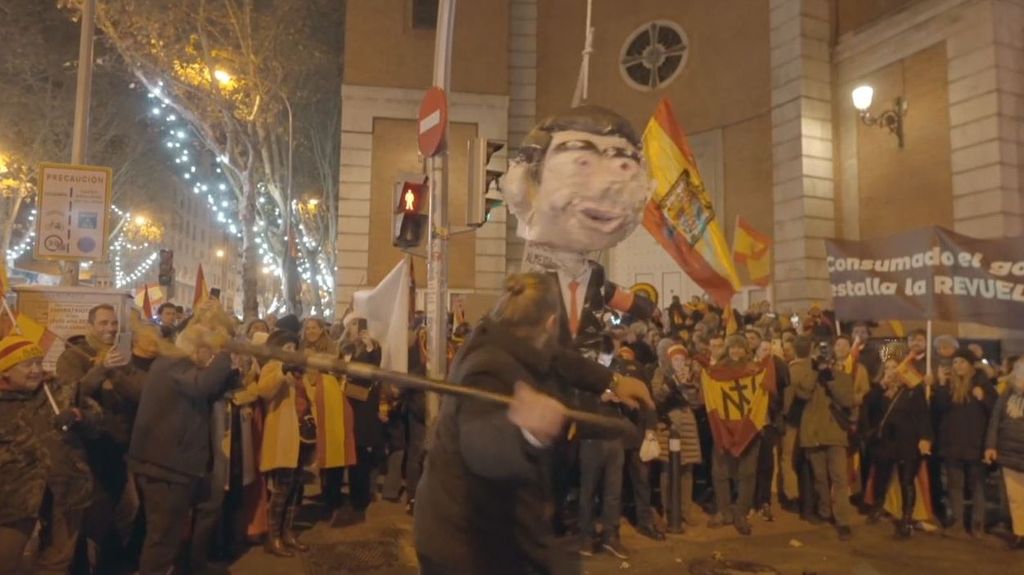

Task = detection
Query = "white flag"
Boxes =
[352,259,410,373]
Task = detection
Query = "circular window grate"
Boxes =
[619,20,689,92]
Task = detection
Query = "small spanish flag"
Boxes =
[732,216,772,287]
[193,264,208,309]
[142,284,154,320]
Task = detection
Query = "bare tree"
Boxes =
[78,0,345,319]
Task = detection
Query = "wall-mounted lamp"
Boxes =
[851,85,908,148]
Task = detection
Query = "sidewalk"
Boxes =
[232,501,1022,574]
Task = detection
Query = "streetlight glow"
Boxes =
[134,215,147,225]
[213,69,233,86]
[216,249,225,258]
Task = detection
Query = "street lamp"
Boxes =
[851,84,908,148]
[215,249,225,258]
[213,69,233,86]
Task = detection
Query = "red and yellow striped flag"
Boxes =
[0,259,9,299]
[142,284,153,320]
[732,216,773,287]
[642,98,741,307]
[193,264,208,309]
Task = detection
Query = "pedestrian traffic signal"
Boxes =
[467,137,506,227]
[393,175,428,248]
[158,249,174,286]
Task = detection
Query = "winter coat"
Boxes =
[347,344,385,449]
[256,361,356,472]
[0,377,101,525]
[414,318,580,575]
[795,362,855,449]
[55,334,104,389]
[933,372,997,462]
[986,387,1024,472]
[128,354,236,483]
[651,368,702,464]
[860,384,933,462]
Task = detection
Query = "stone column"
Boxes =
[769,0,836,312]
[505,0,537,275]
[947,0,1024,349]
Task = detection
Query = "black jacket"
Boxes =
[861,384,933,462]
[933,373,997,462]
[414,319,579,575]
[128,353,235,483]
[986,388,1024,472]
[348,344,384,448]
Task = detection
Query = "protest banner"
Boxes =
[826,226,1024,329]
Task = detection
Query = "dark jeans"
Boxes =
[350,446,382,511]
[755,427,779,509]
[711,438,761,520]
[0,510,82,575]
[137,474,199,575]
[579,439,624,540]
[190,471,227,569]
[946,459,986,528]
[872,456,918,522]
[406,421,427,502]
[624,449,656,528]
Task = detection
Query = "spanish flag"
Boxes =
[642,98,741,307]
[142,284,154,320]
[0,259,9,299]
[701,358,776,456]
[193,264,208,309]
[732,216,772,287]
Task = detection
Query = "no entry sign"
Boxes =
[418,87,448,157]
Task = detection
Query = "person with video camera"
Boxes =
[794,336,856,541]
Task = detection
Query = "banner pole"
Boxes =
[925,320,933,376]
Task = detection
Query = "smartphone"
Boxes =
[114,331,132,358]
[357,319,368,332]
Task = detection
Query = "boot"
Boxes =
[894,518,913,540]
[283,505,310,552]
[265,492,295,558]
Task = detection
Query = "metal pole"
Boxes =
[63,0,97,287]
[667,433,683,533]
[425,0,456,427]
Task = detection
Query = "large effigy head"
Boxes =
[501,106,654,253]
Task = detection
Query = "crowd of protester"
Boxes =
[3,288,1024,574]
[0,298,428,575]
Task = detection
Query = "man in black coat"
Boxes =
[128,335,236,574]
[415,317,579,575]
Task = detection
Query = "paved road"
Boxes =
[231,501,1024,574]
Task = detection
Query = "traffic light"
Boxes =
[467,137,506,227]
[158,249,174,286]
[393,175,428,248]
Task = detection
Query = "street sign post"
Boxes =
[35,163,112,261]
[418,87,448,158]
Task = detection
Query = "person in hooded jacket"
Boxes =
[414,273,580,575]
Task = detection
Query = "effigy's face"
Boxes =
[505,129,651,253]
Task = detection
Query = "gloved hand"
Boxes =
[53,409,82,432]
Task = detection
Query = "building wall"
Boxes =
[835,0,925,36]
[367,118,478,288]
[534,0,774,293]
[851,43,954,238]
[343,0,508,94]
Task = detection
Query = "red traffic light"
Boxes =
[396,180,426,214]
